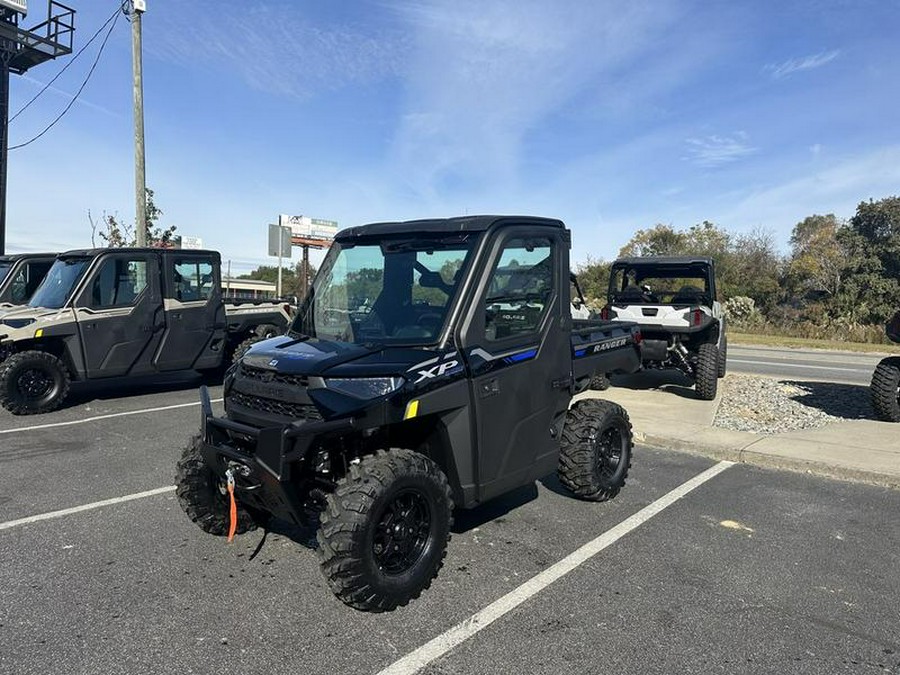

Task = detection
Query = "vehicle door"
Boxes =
[154,254,226,371]
[458,226,572,502]
[73,252,163,378]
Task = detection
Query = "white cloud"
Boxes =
[765,50,840,79]
[683,133,757,168]
[387,0,690,197]
[150,4,408,99]
[718,145,900,243]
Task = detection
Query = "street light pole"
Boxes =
[131,0,146,247]
[0,51,10,255]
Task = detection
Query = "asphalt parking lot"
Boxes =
[1,377,899,675]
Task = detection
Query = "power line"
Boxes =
[9,2,126,124]
[9,4,122,151]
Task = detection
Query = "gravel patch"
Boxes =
[714,374,874,434]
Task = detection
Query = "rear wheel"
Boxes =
[254,323,281,339]
[175,435,260,536]
[317,448,453,612]
[694,343,719,401]
[871,357,900,422]
[230,336,264,365]
[558,399,633,501]
[589,373,611,391]
[0,350,70,415]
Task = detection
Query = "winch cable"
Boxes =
[225,469,237,543]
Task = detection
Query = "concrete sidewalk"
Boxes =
[579,372,900,489]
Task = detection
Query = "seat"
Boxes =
[615,285,647,303]
[671,286,704,305]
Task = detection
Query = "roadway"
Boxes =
[727,344,887,385]
[1,346,898,674]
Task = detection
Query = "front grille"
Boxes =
[228,390,323,421]
[239,363,309,388]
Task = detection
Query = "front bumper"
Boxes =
[197,385,354,523]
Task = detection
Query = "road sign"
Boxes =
[268,224,292,257]
[176,235,203,250]
[278,214,338,241]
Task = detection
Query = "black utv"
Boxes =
[177,215,643,611]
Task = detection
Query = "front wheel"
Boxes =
[0,350,70,415]
[871,357,900,422]
[317,448,454,612]
[694,343,719,401]
[558,399,633,501]
[175,435,260,536]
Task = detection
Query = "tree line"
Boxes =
[575,195,900,343]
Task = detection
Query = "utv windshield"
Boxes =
[0,261,11,285]
[28,257,90,309]
[608,263,713,305]
[291,234,476,345]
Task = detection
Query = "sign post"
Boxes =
[268,223,292,298]
[278,215,338,299]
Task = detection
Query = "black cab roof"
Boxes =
[612,256,714,267]
[336,215,565,241]
[0,252,57,262]
[57,247,220,260]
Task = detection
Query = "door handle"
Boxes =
[479,378,499,399]
[552,376,572,389]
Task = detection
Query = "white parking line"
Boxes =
[729,359,869,374]
[0,486,176,531]
[377,460,734,675]
[0,399,223,435]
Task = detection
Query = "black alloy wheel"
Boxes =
[593,424,626,484]
[373,489,432,575]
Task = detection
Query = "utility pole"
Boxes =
[131,0,146,246]
[0,47,10,256]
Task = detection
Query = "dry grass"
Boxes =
[730,332,900,354]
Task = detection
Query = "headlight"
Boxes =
[1,318,35,329]
[324,376,405,399]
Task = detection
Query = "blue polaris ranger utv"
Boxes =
[176,215,642,611]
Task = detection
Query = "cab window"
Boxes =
[483,238,554,341]
[173,259,214,302]
[89,258,148,308]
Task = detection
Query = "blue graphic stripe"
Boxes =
[574,348,588,358]
[503,348,538,364]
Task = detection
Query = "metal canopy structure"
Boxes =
[0,1,75,254]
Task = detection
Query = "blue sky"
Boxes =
[5,0,899,274]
